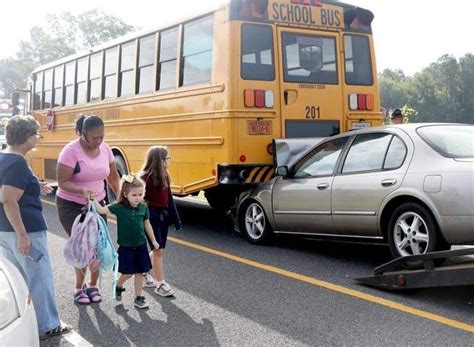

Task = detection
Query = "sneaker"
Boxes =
[154,282,175,297]
[115,286,126,300]
[134,296,149,309]
[143,273,156,288]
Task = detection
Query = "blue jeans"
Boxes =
[0,231,60,333]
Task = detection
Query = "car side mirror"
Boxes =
[276,166,289,177]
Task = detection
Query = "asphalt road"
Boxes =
[39,197,473,346]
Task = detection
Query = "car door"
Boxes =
[272,137,348,234]
[331,132,408,236]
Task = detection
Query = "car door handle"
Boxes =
[381,179,397,187]
[317,183,330,190]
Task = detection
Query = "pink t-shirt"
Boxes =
[57,139,114,205]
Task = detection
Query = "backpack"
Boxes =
[63,203,99,269]
[94,204,119,299]
[96,212,118,272]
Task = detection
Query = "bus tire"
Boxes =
[106,155,128,203]
[204,187,237,212]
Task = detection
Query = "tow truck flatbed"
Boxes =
[355,248,474,289]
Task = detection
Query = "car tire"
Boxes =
[388,202,441,263]
[240,201,273,245]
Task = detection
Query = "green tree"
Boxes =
[378,68,409,112]
[410,55,465,123]
[0,10,134,94]
[457,54,474,123]
[0,58,36,97]
[379,54,474,124]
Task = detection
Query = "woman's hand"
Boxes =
[17,234,32,256]
[152,241,160,250]
[81,188,95,200]
[39,181,54,195]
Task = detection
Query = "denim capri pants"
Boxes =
[0,230,61,334]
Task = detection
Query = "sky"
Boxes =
[0,0,473,76]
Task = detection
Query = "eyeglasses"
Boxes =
[31,132,43,139]
[165,157,171,161]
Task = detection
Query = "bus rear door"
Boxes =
[277,27,342,138]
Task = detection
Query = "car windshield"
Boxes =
[417,125,474,158]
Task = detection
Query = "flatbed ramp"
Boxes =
[355,248,474,289]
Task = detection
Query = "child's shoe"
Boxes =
[134,296,149,309]
[115,286,126,300]
[154,281,175,297]
[143,273,156,288]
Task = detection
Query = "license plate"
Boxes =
[248,120,272,135]
[352,122,371,129]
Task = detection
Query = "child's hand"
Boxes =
[152,241,160,250]
[39,181,54,195]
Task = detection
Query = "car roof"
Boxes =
[336,123,471,138]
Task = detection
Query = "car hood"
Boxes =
[273,138,326,168]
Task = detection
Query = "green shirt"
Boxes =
[108,203,150,247]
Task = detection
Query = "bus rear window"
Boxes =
[241,24,275,81]
[344,35,373,85]
[282,33,337,84]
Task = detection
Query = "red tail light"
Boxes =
[266,143,273,155]
[255,90,265,108]
[357,94,366,110]
[349,93,374,111]
[244,89,274,108]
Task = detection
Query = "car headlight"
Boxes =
[0,270,20,330]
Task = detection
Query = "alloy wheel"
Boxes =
[393,211,430,257]
[244,203,266,240]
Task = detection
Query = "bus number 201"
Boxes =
[305,106,320,119]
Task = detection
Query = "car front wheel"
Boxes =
[388,202,440,259]
[241,201,272,244]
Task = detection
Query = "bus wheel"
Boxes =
[106,155,128,203]
[204,187,237,212]
[240,201,272,245]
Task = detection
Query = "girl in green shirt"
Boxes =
[92,174,159,309]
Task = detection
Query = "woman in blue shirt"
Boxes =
[0,116,71,340]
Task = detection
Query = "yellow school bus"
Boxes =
[27,0,381,209]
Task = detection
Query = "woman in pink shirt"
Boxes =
[56,115,120,304]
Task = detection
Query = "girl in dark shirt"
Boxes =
[140,145,181,297]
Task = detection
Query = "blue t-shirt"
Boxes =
[0,153,47,233]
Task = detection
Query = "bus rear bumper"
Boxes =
[217,164,275,186]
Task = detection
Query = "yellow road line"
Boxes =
[42,198,474,333]
[168,237,474,333]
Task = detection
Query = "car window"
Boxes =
[417,125,474,158]
[294,137,347,178]
[342,133,391,173]
[384,136,406,169]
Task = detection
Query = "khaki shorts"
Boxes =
[56,196,107,237]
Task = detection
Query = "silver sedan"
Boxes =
[236,124,474,259]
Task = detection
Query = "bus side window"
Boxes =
[241,24,275,81]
